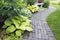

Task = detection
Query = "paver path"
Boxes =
[23,6,56,40]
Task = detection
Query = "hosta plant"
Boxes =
[27,5,39,13]
[2,16,32,40]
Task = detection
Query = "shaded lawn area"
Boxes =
[47,5,60,40]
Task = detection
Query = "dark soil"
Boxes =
[0,15,8,39]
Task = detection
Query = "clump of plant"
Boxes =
[27,5,39,13]
[2,16,32,40]
[20,8,32,18]
[27,0,37,5]
[0,0,32,40]
[43,0,50,8]
[3,34,22,40]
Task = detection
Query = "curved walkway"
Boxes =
[23,6,56,40]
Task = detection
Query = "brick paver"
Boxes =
[23,6,56,40]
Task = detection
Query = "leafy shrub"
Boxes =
[27,5,39,13]
[27,0,37,5]
[43,0,50,8]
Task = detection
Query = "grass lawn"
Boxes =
[47,5,60,40]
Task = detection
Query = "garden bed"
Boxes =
[0,0,50,40]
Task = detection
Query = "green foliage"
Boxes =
[11,18,20,29]
[6,25,16,34]
[43,0,50,8]
[3,16,32,36]
[2,25,8,28]
[4,19,12,26]
[27,0,37,5]
[15,30,23,36]
[0,0,27,16]
[27,5,39,13]
[0,0,32,40]
[20,26,32,31]
[20,16,28,22]
[3,34,22,40]
[4,36,11,40]
[3,16,32,30]
[20,8,32,18]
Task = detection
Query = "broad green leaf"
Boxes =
[15,16,21,20]
[4,19,12,26]
[19,25,26,30]
[6,25,16,34]
[12,19,20,29]
[2,25,8,28]
[15,30,22,36]
[20,16,27,22]
[26,27,32,31]
[19,25,32,31]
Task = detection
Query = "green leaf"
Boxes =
[20,8,32,18]
[15,16,21,21]
[4,19,12,26]
[21,19,31,26]
[19,25,26,30]
[26,27,32,31]
[19,25,32,31]
[12,19,20,29]
[4,36,11,40]
[6,25,16,34]
[2,25,7,28]
[15,30,22,36]
[20,16,27,22]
